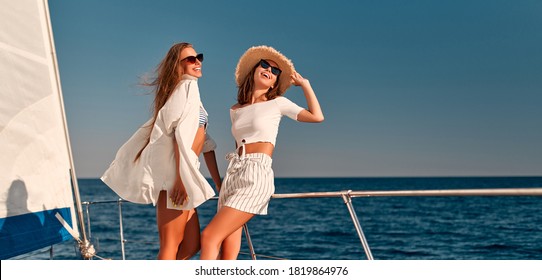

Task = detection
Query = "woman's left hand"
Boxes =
[291,72,309,87]
[170,178,189,207]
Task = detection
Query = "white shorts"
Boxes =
[218,152,274,215]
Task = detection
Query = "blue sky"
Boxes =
[49,0,542,178]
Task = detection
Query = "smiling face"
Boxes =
[180,47,202,78]
[253,59,280,90]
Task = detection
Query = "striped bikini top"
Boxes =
[199,106,208,129]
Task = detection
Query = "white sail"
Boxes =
[0,0,80,259]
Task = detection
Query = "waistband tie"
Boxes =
[225,143,272,175]
[226,143,248,174]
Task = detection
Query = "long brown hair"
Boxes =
[237,62,281,105]
[134,42,193,162]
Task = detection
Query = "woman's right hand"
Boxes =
[170,178,189,206]
[291,71,325,123]
[291,72,309,87]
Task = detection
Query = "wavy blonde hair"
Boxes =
[134,42,193,161]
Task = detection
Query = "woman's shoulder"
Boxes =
[230,103,242,110]
[274,96,294,102]
[173,76,200,98]
[181,74,198,82]
[177,75,198,91]
[273,96,295,105]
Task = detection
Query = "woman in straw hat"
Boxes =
[101,42,221,259]
[200,45,324,259]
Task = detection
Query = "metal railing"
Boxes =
[269,188,542,260]
[81,187,542,260]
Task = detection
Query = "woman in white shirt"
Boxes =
[101,42,220,259]
[200,45,324,259]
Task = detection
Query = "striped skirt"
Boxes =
[218,152,274,215]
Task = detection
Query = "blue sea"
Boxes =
[14,177,542,260]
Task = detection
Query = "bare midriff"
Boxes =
[239,142,274,157]
[191,127,206,156]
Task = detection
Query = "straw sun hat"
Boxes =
[235,45,295,94]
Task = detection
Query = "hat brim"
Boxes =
[235,46,295,94]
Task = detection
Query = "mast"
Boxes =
[42,0,94,259]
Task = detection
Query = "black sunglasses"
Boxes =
[181,53,204,63]
[259,59,282,76]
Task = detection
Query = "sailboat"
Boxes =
[0,0,92,260]
[2,0,542,262]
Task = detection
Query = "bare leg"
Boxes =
[156,190,190,260]
[220,227,243,260]
[200,206,254,260]
[176,209,200,260]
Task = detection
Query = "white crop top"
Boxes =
[230,97,304,147]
